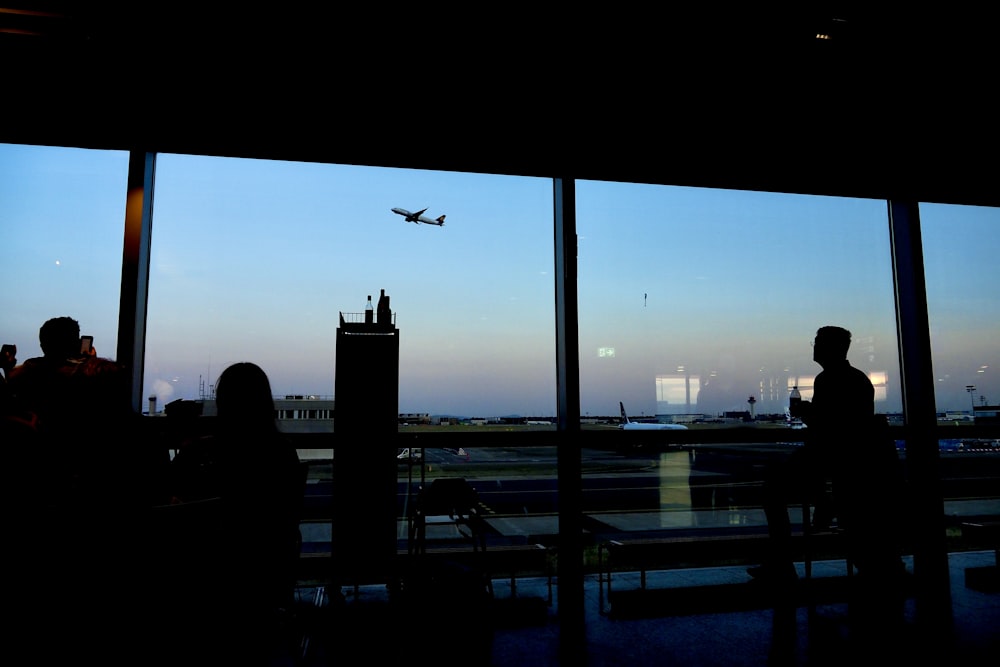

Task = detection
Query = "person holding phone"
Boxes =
[1,343,21,420]
[7,315,133,479]
[1,342,15,374]
[8,318,102,412]
[1,343,15,394]
[5,316,139,659]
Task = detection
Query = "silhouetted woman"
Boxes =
[213,362,304,610]
[170,362,304,664]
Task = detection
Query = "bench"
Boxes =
[597,527,851,613]
[298,542,554,604]
[404,543,554,604]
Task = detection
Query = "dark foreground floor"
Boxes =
[265,550,998,667]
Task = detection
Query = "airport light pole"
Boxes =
[966,385,977,416]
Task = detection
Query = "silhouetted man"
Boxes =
[750,325,897,585]
[7,317,132,476]
[6,316,141,661]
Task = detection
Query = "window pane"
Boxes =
[576,182,901,424]
[0,144,128,361]
[921,203,1000,420]
[144,155,555,439]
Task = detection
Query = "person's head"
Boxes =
[39,316,81,359]
[812,326,852,366]
[214,362,276,429]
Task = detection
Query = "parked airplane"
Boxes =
[619,402,688,430]
[391,207,446,226]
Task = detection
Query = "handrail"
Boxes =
[275,423,1000,450]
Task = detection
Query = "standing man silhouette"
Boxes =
[749,325,878,583]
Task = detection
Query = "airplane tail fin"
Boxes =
[436,215,446,225]
[620,401,630,424]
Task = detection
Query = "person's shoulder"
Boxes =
[79,356,124,374]
[8,356,46,377]
[262,434,301,470]
[172,434,219,464]
[6,357,60,387]
[848,364,873,382]
[265,432,299,458]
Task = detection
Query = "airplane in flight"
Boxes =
[619,402,688,430]
[391,207,446,226]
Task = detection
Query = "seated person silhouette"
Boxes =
[749,326,904,587]
[6,316,135,507]
[5,316,140,659]
[170,361,305,651]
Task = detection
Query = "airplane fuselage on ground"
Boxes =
[391,207,446,226]
[619,401,688,430]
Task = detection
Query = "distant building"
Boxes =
[973,405,1000,425]
[398,412,431,425]
[669,414,704,425]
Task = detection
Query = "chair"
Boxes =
[404,477,496,641]
[803,415,900,581]
[409,477,487,555]
[801,491,852,581]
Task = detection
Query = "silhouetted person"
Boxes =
[8,317,126,422]
[169,362,304,664]
[7,316,135,504]
[0,342,16,405]
[0,339,49,656]
[5,316,141,663]
[0,341,39,440]
[750,326,904,589]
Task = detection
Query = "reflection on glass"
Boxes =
[921,203,999,419]
[577,182,901,423]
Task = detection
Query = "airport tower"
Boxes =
[333,289,400,588]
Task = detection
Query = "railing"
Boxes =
[284,424,1000,590]
[144,413,1000,594]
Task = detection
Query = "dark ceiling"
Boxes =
[2,5,996,206]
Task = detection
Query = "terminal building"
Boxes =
[2,8,997,666]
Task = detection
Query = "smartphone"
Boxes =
[80,335,94,356]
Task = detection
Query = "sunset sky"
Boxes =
[2,144,996,417]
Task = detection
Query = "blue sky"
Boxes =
[2,144,996,417]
